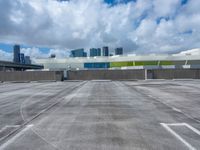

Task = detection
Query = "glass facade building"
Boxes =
[102,47,109,56]
[20,53,25,64]
[13,45,20,63]
[115,48,123,55]
[90,48,101,57]
[70,49,87,57]
[25,56,31,64]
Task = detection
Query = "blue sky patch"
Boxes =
[0,0,199,57]
[182,30,193,35]
[181,0,188,5]
[0,43,50,53]
[156,17,170,24]
[104,0,136,5]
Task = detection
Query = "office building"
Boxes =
[20,53,25,64]
[70,49,87,57]
[90,48,101,57]
[83,52,87,57]
[25,56,31,64]
[13,45,20,63]
[50,54,56,58]
[102,47,109,56]
[115,47,123,55]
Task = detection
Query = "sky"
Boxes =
[0,0,200,61]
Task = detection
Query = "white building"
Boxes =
[34,51,200,71]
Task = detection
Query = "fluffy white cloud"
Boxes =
[21,47,70,59]
[0,0,200,54]
[0,50,13,61]
[21,47,48,59]
[0,47,70,61]
[152,0,181,17]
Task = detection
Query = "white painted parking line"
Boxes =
[147,95,183,113]
[160,123,200,150]
[172,107,182,113]
[0,124,33,150]
[164,123,185,126]
[183,123,200,136]
[91,80,111,82]
[146,92,200,124]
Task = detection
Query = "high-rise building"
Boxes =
[50,54,56,58]
[20,53,25,64]
[70,49,87,57]
[90,48,101,57]
[115,47,123,55]
[13,45,20,63]
[83,52,87,57]
[102,47,109,56]
[25,56,31,64]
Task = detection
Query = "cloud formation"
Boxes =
[21,47,70,59]
[0,0,200,55]
[0,49,13,61]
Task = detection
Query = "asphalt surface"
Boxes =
[0,80,200,150]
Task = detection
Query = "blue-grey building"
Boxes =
[25,56,31,64]
[102,47,109,56]
[90,48,101,57]
[50,54,56,58]
[13,45,20,63]
[115,47,123,55]
[70,49,87,57]
[20,53,25,64]
[83,52,87,57]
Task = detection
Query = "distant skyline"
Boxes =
[0,0,200,61]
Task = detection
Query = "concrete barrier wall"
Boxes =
[68,69,200,80]
[0,71,63,82]
[67,69,145,80]
[148,69,200,79]
[1,69,200,81]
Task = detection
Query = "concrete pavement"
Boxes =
[0,80,200,150]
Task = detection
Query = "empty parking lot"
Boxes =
[0,80,200,150]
